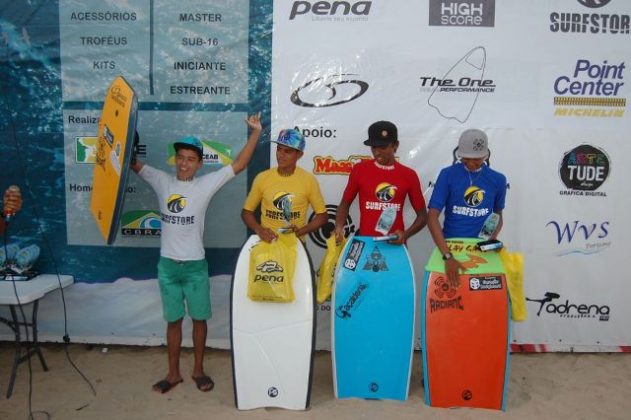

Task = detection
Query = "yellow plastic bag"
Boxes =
[499,248,527,321]
[316,235,347,304]
[248,233,297,303]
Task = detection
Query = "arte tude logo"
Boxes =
[420,46,495,123]
[550,0,630,34]
[546,219,611,256]
[429,0,495,27]
[291,74,369,108]
[527,291,610,321]
[289,1,371,22]
[553,58,626,118]
[559,144,610,197]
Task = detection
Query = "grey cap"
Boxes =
[456,129,489,159]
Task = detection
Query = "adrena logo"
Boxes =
[550,1,630,34]
[553,59,626,118]
[375,183,397,202]
[559,144,610,196]
[428,0,495,27]
[291,74,369,108]
[167,194,187,213]
[527,291,610,321]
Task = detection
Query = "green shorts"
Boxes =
[157,257,210,322]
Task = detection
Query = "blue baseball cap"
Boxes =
[272,129,305,152]
[174,136,203,160]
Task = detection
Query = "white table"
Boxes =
[0,274,74,398]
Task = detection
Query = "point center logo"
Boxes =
[167,194,187,213]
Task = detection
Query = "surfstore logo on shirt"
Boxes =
[464,185,485,206]
[375,183,397,202]
[553,58,626,118]
[167,194,187,213]
[267,192,299,222]
[428,0,496,27]
[550,0,629,35]
[559,144,610,196]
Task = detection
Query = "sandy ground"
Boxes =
[1,344,630,420]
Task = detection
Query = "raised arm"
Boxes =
[231,113,262,175]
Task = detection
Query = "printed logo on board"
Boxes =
[527,292,610,321]
[289,1,372,21]
[308,204,356,249]
[429,0,495,27]
[550,1,629,34]
[420,46,496,123]
[291,74,369,108]
[469,275,502,291]
[267,387,279,398]
[75,136,98,164]
[429,276,464,312]
[363,246,388,272]
[120,210,161,237]
[559,144,610,197]
[313,155,371,175]
[546,219,611,256]
[553,59,626,118]
[343,238,365,270]
[336,282,369,319]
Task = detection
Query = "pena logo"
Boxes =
[120,210,161,237]
[464,186,485,207]
[291,74,369,108]
[272,192,294,211]
[375,183,397,202]
[559,144,610,196]
[313,155,371,175]
[553,59,626,118]
[167,194,187,213]
[289,1,372,21]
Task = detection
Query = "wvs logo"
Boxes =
[553,59,626,118]
[550,0,629,35]
[428,0,495,27]
[546,220,611,256]
[559,144,610,197]
[421,46,495,123]
[291,74,369,108]
[527,291,610,321]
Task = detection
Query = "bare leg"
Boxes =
[191,319,213,391]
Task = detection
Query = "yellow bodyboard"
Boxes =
[90,76,138,244]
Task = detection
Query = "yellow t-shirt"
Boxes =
[243,167,326,233]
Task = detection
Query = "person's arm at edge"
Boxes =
[231,113,262,175]
[295,212,327,238]
[390,206,428,245]
[241,209,277,243]
[334,199,351,242]
[490,210,503,240]
[428,207,464,288]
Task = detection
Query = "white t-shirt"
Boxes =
[138,164,235,260]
